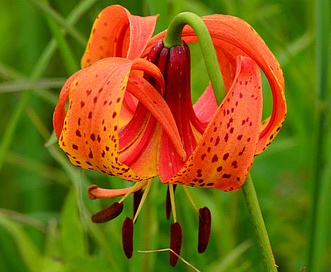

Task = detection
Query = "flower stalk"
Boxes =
[242,175,278,272]
[166,11,278,271]
[53,4,286,268]
[164,12,225,104]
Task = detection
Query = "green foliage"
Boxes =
[0,0,330,271]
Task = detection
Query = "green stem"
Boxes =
[242,175,278,272]
[163,12,225,104]
[307,0,330,270]
[165,12,277,270]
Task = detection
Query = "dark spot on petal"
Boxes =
[215,136,220,146]
[223,153,229,161]
[239,147,246,156]
[211,154,218,163]
[72,144,78,150]
[224,133,229,142]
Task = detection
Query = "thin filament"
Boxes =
[119,180,148,203]
[133,179,153,223]
[169,184,177,222]
[182,186,199,214]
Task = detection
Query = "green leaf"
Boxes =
[0,216,42,272]
[65,256,110,272]
[60,187,87,259]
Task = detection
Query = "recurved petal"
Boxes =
[53,70,84,138]
[197,15,286,154]
[147,15,286,154]
[166,56,262,191]
[193,84,218,124]
[56,57,143,181]
[81,5,158,68]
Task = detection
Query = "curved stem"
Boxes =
[242,175,278,272]
[164,12,225,104]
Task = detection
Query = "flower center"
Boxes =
[148,40,206,182]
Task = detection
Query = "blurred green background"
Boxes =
[0,0,330,271]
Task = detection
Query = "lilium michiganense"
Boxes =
[53,5,286,265]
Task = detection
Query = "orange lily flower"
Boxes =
[53,5,286,263]
[54,5,286,190]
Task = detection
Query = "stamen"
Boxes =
[133,179,153,223]
[133,189,143,218]
[122,216,134,259]
[169,222,182,266]
[168,184,177,222]
[165,185,177,220]
[198,206,211,253]
[182,186,199,213]
[119,180,148,203]
[91,202,123,223]
[87,180,147,200]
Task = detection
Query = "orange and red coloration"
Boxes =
[53,5,286,265]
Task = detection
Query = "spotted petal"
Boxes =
[81,5,158,67]
[53,57,184,181]
[166,56,262,191]
[148,15,286,155]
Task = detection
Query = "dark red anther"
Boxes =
[169,222,182,267]
[91,202,123,223]
[122,217,134,259]
[198,206,211,253]
[133,189,143,218]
